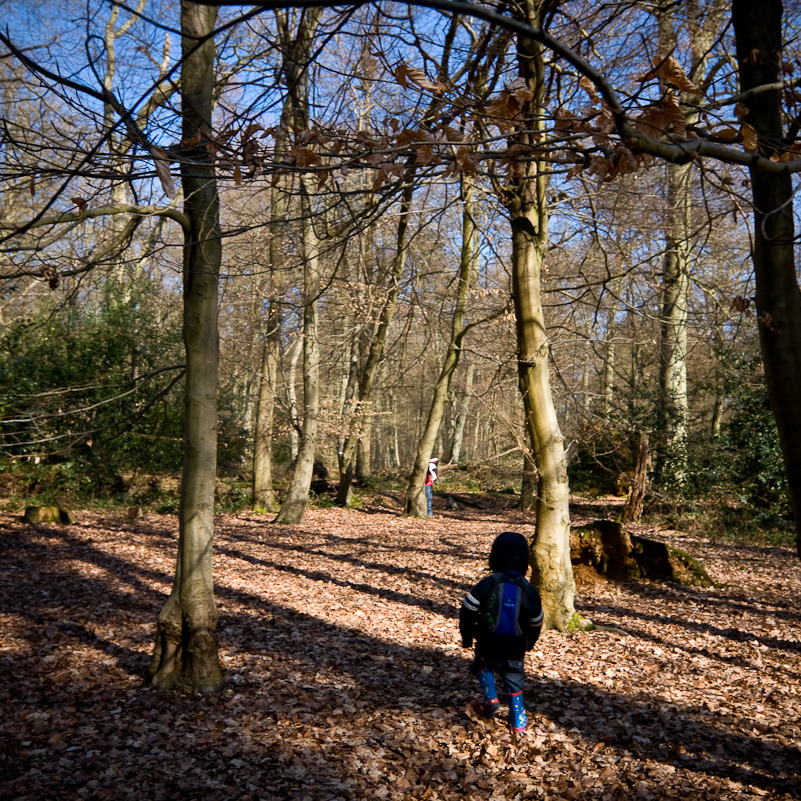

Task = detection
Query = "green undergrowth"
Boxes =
[652,502,796,550]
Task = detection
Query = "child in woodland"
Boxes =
[425,457,438,516]
[459,531,543,732]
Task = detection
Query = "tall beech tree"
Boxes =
[655,0,728,490]
[273,6,324,524]
[731,0,801,558]
[147,0,225,692]
[502,0,575,630]
[336,176,414,507]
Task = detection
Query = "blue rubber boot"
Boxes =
[508,691,528,732]
[477,668,500,718]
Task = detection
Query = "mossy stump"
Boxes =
[23,506,77,525]
[571,519,713,587]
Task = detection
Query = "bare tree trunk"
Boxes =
[602,303,616,420]
[732,0,801,558]
[148,0,223,693]
[252,327,278,512]
[286,334,302,462]
[654,9,691,490]
[389,390,400,468]
[711,393,723,439]
[658,160,691,489]
[276,178,320,523]
[506,0,575,631]
[356,425,371,480]
[252,134,290,512]
[656,0,726,489]
[450,359,474,464]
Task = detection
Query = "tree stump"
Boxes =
[570,519,712,586]
[23,506,77,525]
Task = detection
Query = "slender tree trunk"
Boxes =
[654,7,691,491]
[656,0,726,489]
[658,160,691,488]
[602,303,616,420]
[732,0,801,558]
[404,177,477,515]
[450,359,474,464]
[356,424,371,480]
[148,0,223,693]
[506,0,575,630]
[389,390,400,468]
[276,178,320,523]
[711,393,723,439]
[283,335,301,461]
[252,155,289,512]
[252,327,278,511]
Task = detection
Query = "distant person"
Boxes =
[459,531,543,733]
[425,457,438,516]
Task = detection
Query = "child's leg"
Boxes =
[477,668,500,717]
[470,659,500,717]
[501,659,528,732]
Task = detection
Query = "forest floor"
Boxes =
[0,492,799,801]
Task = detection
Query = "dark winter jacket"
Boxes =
[459,532,543,659]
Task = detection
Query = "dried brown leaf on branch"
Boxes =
[741,123,759,153]
[150,146,176,198]
[578,76,600,106]
[664,92,686,137]
[393,62,447,95]
[485,91,522,132]
[639,55,701,95]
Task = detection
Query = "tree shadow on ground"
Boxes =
[1,517,799,800]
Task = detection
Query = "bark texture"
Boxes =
[621,431,650,524]
[274,8,323,524]
[148,0,223,693]
[658,160,691,486]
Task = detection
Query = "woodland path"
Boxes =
[0,495,799,800]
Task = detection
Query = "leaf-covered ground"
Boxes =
[1,495,799,800]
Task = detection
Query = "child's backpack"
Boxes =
[481,572,530,651]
